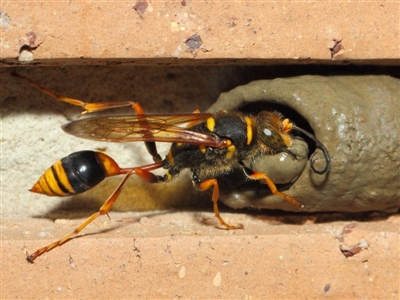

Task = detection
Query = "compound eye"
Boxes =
[256,111,287,150]
[260,125,286,150]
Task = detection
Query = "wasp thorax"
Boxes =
[256,111,292,151]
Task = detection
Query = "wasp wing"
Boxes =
[62,113,227,148]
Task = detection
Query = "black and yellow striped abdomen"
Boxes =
[30,151,120,196]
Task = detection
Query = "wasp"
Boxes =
[18,75,330,263]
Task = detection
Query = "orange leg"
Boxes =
[17,74,142,116]
[26,171,135,263]
[17,74,163,162]
[248,172,304,209]
[238,161,304,210]
[198,179,243,230]
[27,161,167,263]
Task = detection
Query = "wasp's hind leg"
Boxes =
[16,74,143,116]
[26,161,167,263]
[18,74,147,118]
[195,176,243,230]
[17,75,163,163]
[26,170,136,263]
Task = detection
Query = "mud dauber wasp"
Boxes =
[17,75,330,263]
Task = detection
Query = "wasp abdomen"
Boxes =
[30,151,120,197]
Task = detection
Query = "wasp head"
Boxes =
[256,111,293,152]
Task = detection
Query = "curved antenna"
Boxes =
[292,125,331,175]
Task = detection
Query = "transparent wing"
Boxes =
[62,113,227,148]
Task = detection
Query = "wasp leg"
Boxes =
[26,161,167,263]
[198,179,243,230]
[238,161,304,210]
[17,75,163,162]
[16,74,141,116]
[26,171,134,263]
[131,103,163,163]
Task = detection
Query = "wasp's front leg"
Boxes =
[238,161,304,210]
